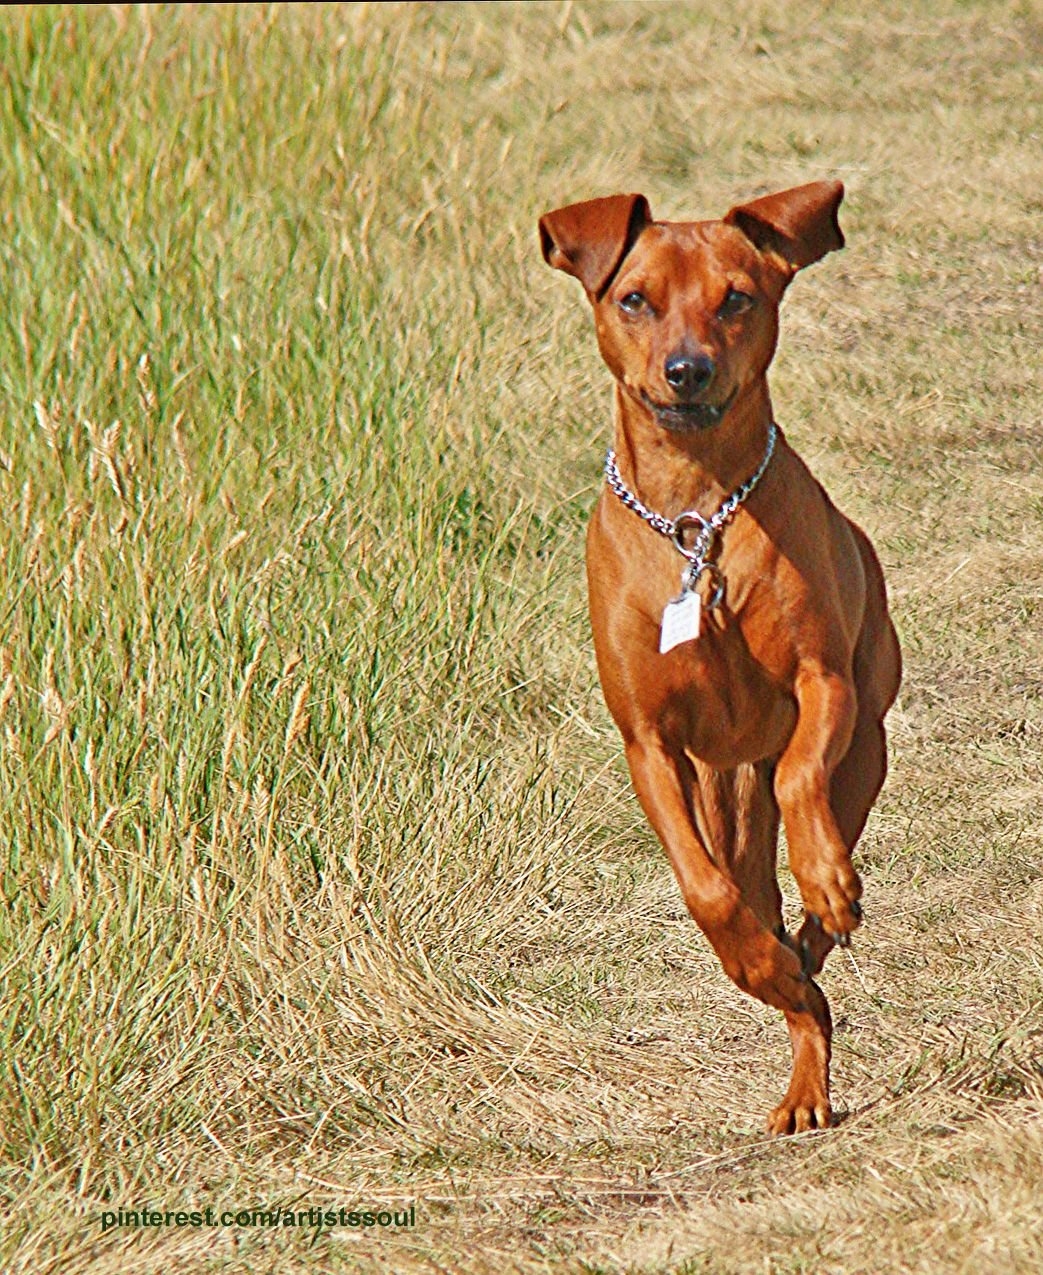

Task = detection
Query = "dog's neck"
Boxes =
[611,380,777,520]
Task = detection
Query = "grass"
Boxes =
[1,2,1041,1271]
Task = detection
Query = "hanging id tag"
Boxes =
[659,588,701,653]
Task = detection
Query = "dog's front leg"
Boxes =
[774,665,862,948]
[624,734,833,1131]
[625,734,809,1005]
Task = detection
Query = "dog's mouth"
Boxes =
[642,387,737,431]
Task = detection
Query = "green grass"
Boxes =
[1,3,1042,1273]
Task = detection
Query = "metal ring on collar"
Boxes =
[685,561,725,611]
[670,511,713,562]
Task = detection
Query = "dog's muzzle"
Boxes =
[642,386,737,431]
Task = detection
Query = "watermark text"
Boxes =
[100,1204,417,1233]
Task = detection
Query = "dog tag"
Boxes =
[660,589,701,653]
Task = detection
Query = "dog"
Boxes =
[539,181,901,1133]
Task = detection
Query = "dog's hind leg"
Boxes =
[691,758,834,1135]
[627,737,833,1132]
[688,759,784,937]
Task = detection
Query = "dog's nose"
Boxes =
[664,352,715,396]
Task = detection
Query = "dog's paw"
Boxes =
[797,863,863,946]
[725,931,812,1012]
[767,1091,833,1136]
[796,903,863,975]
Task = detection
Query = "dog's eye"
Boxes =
[618,291,648,315]
[719,288,754,318]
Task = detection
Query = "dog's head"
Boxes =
[539,182,844,432]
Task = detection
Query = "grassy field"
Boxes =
[1,2,1041,1271]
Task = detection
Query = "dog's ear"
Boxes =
[724,181,844,276]
[539,194,651,298]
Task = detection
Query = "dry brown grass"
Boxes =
[1,2,1042,1272]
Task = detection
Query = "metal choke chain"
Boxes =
[603,422,778,608]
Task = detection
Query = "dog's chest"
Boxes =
[655,612,793,761]
[592,566,796,766]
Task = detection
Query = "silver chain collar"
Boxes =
[603,421,778,608]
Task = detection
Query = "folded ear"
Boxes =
[724,180,844,275]
[539,193,651,298]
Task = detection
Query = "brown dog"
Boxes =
[539,182,901,1134]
